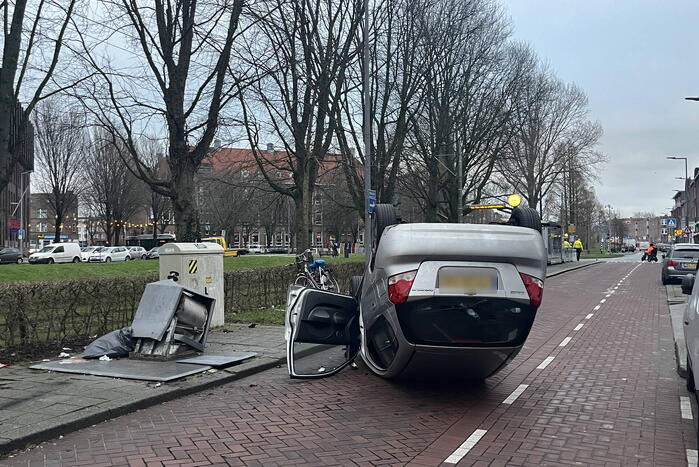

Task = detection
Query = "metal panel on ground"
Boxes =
[29,359,211,382]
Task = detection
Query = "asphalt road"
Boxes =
[3,261,696,466]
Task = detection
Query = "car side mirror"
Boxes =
[682,275,695,295]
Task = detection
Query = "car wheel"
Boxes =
[106,257,111,262]
[688,357,696,392]
[16,257,22,264]
[72,257,80,263]
[48,258,54,264]
[372,204,397,252]
[507,207,542,232]
[349,275,363,299]
[662,274,669,285]
[142,254,146,260]
[125,256,130,261]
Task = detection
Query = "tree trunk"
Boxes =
[293,195,309,252]
[172,163,199,242]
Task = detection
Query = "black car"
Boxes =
[0,247,23,264]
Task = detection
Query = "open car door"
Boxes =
[286,286,360,379]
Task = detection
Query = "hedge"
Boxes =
[0,261,363,362]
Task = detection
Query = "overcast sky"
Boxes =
[505,0,699,217]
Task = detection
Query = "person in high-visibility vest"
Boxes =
[564,240,571,248]
[573,239,583,261]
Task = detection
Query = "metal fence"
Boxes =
[0,261,364,362]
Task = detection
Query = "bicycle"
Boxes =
[294,249,340,292]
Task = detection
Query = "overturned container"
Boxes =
[130,280,215,360]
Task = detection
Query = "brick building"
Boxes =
[27,193,79,249]
[1,103,34,250]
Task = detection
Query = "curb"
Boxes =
[0,260,601,457]
[0,355,285,457]
[546,261,601,278]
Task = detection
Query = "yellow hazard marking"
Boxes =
[205,276,213,284]
[188,260,198,274]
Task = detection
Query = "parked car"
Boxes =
[285,204,546,381]
[661,243,699,285]
[28,243,82,264]
[146,247,160,259]
[88,246,131,263]
[128,246,148,259]
[0,247,23,264]
[80,246,100,262]
[681,274,699,439]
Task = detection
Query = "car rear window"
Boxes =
[672,249,699,259]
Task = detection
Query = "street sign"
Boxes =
[567,224,576,233]
[663,218,678,227]
[367,189,377,214]
[675,229,684,236]
[685,227,692,235]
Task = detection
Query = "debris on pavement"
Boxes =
[99,355,111,361]
[58,352,70,358]
[83,327,135,359]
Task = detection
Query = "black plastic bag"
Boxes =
[83,326,136,359]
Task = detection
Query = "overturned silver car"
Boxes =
[285,205,547,380]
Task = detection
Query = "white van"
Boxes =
[28,243,82,264]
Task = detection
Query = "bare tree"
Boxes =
[33,99,85,243]
[239,0,363,250]
[335,0,427,210]
[400,0,527,222]
[84,132,140,245]
[497,67,604,212]
[78,0,246,241]
[0,0,80,192]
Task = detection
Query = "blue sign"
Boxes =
[662,218,678,227]
[368,189,377,214]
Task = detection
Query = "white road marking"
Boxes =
[502,384,529,404]
[687,449,698,467]
[574,323,584,331]
[537,356,555,369]
[614,286,618,290]
[600,299,606,303]
[594,305,601,311]
[559,337,572,347]
[681,396,694,420]
[585,313,594,319]
[444,429,487,464]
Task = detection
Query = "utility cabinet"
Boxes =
[159,242,225,327]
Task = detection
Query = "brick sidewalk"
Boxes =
[4,261,691,466]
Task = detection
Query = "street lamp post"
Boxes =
[667,156,691,243]
[10,170,32,254]
[362,0,371,266]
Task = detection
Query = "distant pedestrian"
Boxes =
[573,239,583,261]
[564,240,571,248]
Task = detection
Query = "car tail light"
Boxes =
[667,260,678,267]
[388,270,418,304]
[519,273,544,308]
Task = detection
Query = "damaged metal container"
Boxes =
[130,280,216,359]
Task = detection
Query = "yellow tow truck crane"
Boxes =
[200,236,244,257]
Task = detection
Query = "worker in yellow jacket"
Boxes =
[573,239,583,261]
[564,240,571,248]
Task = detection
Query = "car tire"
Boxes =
[125,256,130,261]
[142,254,146,260]
[662,274,669,285]
[507,207,542,232]
[72,257,80,263]
[16,258,22,264]
[48,258,54,264]
[349,275,363,299]
[106,257,111,263]
[373,204,397,251]
[688,357,696,392]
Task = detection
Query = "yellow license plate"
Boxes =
[439,274,496,292]
[686,263,697,269]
